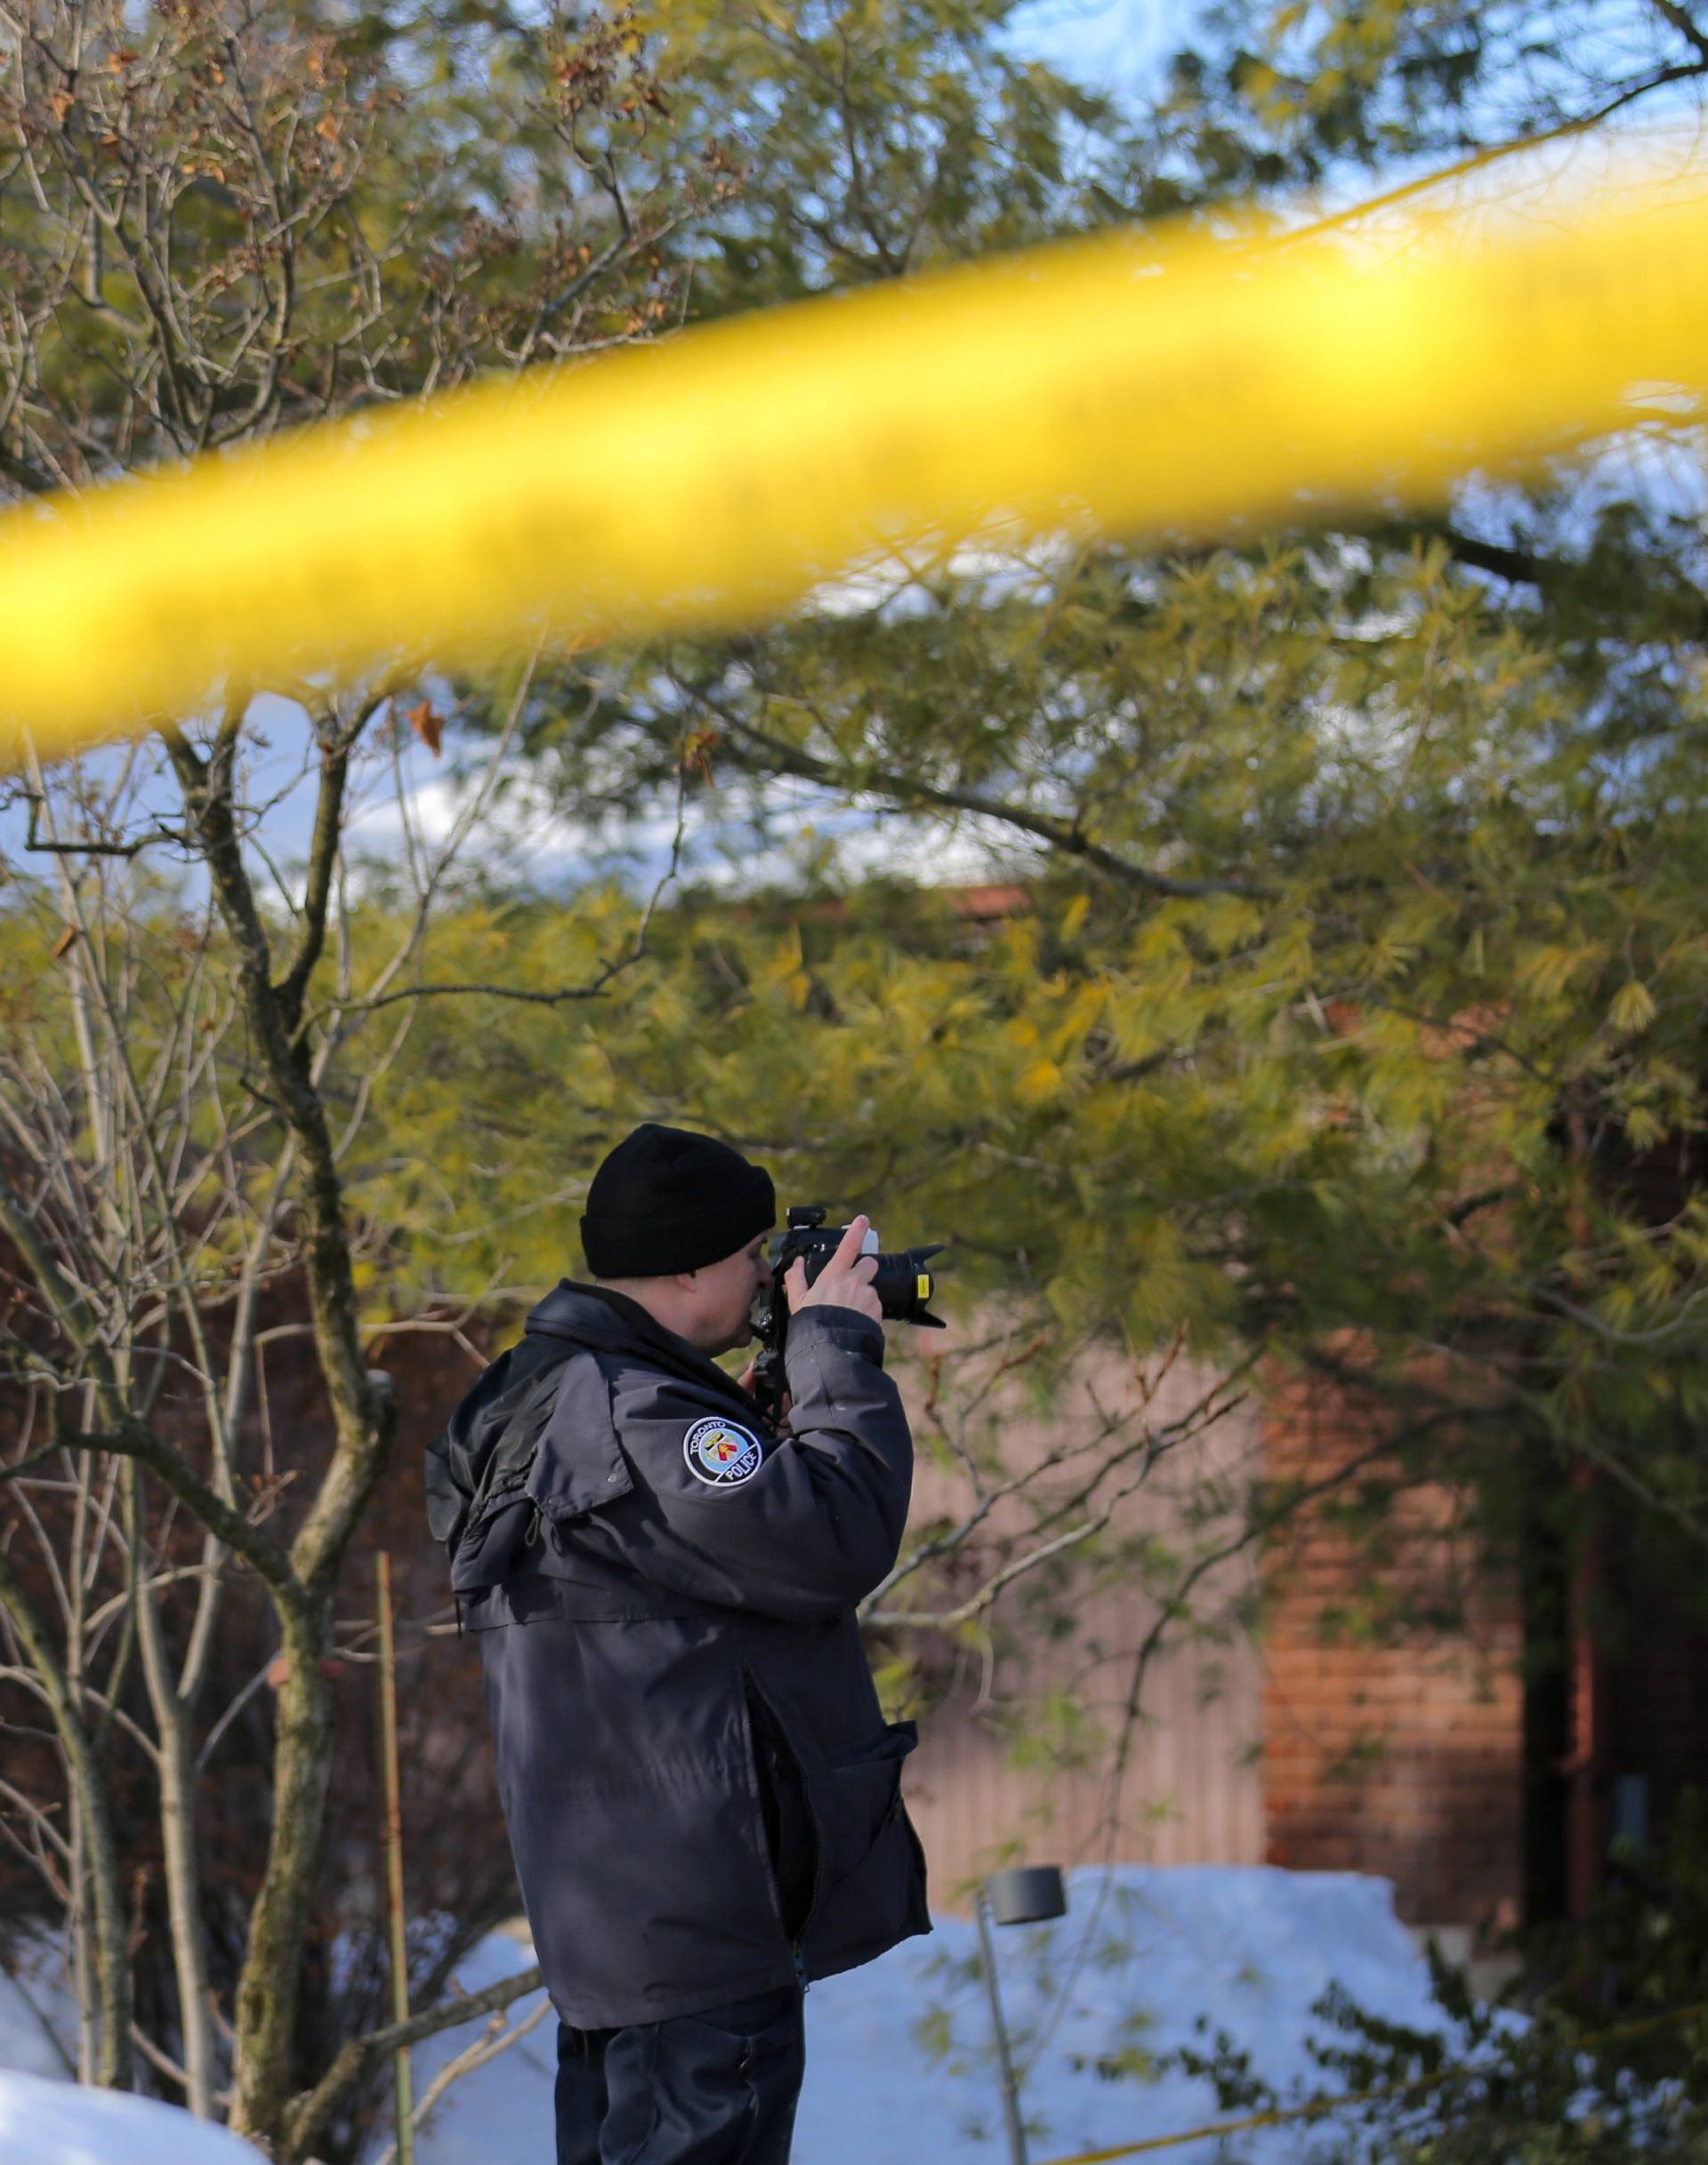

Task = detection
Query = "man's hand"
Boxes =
[786,1213,882,1325]
[735,1358,789,1421]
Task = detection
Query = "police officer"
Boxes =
[427,1123,930,2165]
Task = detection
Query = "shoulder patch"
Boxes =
[682,1414,765,1489]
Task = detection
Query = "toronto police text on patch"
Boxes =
[682,1415,765,1489]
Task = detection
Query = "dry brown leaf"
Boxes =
[681,725,721,785]
[407,699,443,756]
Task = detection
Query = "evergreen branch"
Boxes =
[1273,57,1708,257]
[1650,2,1708,67]
[1404,519,1708,640]
[675,680,1269,900]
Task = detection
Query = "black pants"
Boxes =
[554,1987,805,2165]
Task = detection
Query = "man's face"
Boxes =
[681,1229,774,1355]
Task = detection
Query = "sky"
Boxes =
[1004,0,1179,90]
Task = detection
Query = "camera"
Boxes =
[749,1204,944,1422]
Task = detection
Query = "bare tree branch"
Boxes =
[284,1962,547,2161]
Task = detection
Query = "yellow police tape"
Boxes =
[1035,1997,1708,2165]
[4,156,1708,763]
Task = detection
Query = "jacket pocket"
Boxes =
[744,1679,818,1943]
[743,1672,920,1914]
[819,1720,918,1886]
[810,1722,928,1963]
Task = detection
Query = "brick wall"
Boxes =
[1260,1372,1525,1931]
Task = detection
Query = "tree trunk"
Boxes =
[229,1598,336,2150]
[128,1467,216,2116]
[0,1546,133,2089]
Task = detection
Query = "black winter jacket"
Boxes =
[427,1282,930,2028]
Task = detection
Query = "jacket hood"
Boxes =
[525,1280,759,1416]
[427,1281,761,1563]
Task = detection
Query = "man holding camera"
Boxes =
[427,1123,929,2165]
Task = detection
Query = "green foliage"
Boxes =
[632,0,1124,307]
[420,517,1708,1567]
[1149,0,1708,192]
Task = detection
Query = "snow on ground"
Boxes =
[391,1866,1453,2165]
[0,2070,265,2165]
[0,1867,1454,2165]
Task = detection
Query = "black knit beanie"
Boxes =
[579,1123,776,1278]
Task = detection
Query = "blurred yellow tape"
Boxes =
[4,159,1708,761]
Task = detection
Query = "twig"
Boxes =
[284,1963,548,2160]
[370,1991,553,2165]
